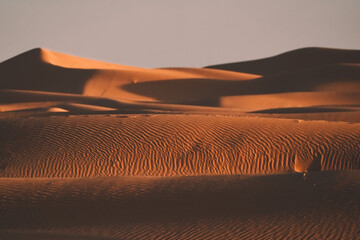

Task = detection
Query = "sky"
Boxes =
[0,0,359,68]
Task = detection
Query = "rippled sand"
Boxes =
[0,47,359,239]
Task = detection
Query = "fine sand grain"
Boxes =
[0,47,359,239]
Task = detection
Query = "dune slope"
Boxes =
[1,171,360,239]
[0,115,359,177]
[205,47,360,75]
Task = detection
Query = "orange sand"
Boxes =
[0,47,359,239]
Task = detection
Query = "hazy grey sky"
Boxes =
[1,0,359,68]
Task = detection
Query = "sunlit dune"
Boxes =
[0,115,359,177]
[0,47,359,239]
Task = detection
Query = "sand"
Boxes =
[0,47,359,239]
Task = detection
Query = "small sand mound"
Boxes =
[46,107,69,113]
[294,152,322,172]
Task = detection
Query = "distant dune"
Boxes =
[206,47,360,75]
[1,47,359,120]
[0,47,359,239]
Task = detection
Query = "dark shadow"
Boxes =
[0,231,115,240]
[250,107,354,114]
[122,78,239,106]
[1,172,354,230]
[0,48,95,94]
[122,63,360,106]
[205,47,360,75]
[308,154,322,172]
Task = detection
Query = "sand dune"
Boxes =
[206,47,360,75]
[0,115,359,177]
[1,47,359,118]
[1,171,360,239]
[0,47,359,239]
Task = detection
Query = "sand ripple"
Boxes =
[0,115,359,177]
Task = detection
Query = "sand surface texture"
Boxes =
[0,47,359,239]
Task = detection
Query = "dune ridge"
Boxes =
[1,47,359,121]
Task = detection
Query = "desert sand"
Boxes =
[0,47,359,239]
